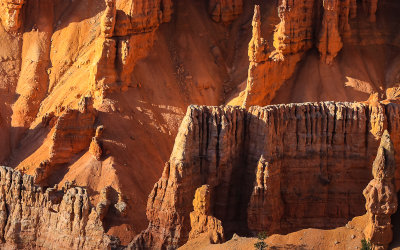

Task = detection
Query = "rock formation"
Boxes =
[89,125,104,161]
[233,0,380,107]
[208,0,243,23]
[318,0,343,65]
[131,101,400,249]
[247,155,284,233]
[92,0,174,101]
[363,0,379,22]
[101,0,116,38]
[363,130,398,249]
[29,97,96,185]
[189,185,224,244]
[1,0,24,32]
[114,0,173,36]
[239,2,315,107]
[0,166,119,249]
[0,0,397,248]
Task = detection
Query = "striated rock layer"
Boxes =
[0,166,118,249]
[131,101,400,249]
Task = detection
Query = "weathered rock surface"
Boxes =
[363,130,398,249]
[318,0,343,65]
[208,0,243,23]
[89,125,104,160]
[0,0,397,248]
[189,185,224,244]
[0,0,25,33]
[20,97,97,185]
[0,166,118,249]
[114,0,172,36]
[101,0,116,38]
[233,0,386,107]
[131,101,400,249]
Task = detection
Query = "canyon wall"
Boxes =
[0,0,398,247]
[131,101,400,249]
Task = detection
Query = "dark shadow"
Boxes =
[389,191,400,248]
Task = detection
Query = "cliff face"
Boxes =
[132,101,400,249]
[0,166,118,249]
[230,0,400,107]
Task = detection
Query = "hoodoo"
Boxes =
[0,0,398,249]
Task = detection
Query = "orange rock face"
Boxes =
[131,102,400,248]
[363,130,398,249]
[0,0,398,248]
[231,0,388,107]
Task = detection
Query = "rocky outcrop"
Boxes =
[247,155,283,233]
[208,0,243,23]
[318,0,343,65]
[131,101,400,249]
[233,0,381,107]
[92,0,174,101]
[0,166,118,249]
[101,0,116,38]
[363,130,398,249]
[11,0,54,139]
[114,0,173,36]
[33,97,96,184]
[89,125,104,161]
[1,0,25,33]
[240,3,314,107]
[189,185,224,244]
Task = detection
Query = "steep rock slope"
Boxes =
[131,101,400,249]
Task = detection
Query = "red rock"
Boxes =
[131,102,400,249]
[318,0,343,65]
[100,0,116,38]
[363,130,398,249]
[1,0,25,32]
[189,185,224,244]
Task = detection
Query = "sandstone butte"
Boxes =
[0,0,399,249]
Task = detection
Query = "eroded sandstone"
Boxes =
[363,130,398,249]
[131,101,400,249]
[208,0,243,23]
[0,166,119,249]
